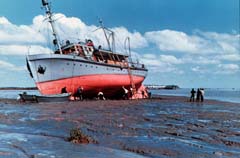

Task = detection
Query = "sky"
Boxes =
[0,0,239,88]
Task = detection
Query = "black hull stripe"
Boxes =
[29,57,148,71]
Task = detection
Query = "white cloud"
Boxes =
[0,17,11,25]
[53,14,148,49]
[0,17,46,45]
[216,64,239,74]
[144,29,239,76]
[30,14,148,51]
[0,60,25,71]
[198,31,240,54]
[0,45,52,55]
[142,54,182,65]
[0,14,148,56]
[0,14,239,77]
[191,66,208,74]
[191,66,201,72]
[159,55,182,64]
[217,54,240,62]
[145,30,200,53]
[182,56,220,65]
[142,54,156,59]
[141,58,162,67]
[145,29,240,57]
[140,53,183,73]
[112,27,148,49]
[1,14,238,59]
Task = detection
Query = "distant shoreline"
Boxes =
[145,85,180,90]
[0,87,37,90]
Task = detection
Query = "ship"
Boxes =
[26,0,148,99]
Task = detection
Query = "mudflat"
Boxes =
[0,95,239,158]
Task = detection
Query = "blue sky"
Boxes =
[0,0,239,88]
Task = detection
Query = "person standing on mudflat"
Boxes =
[196,89,201,102]
[190,88,196,102]
[75,86,83,101]
[61,87,68,94]
[200,88,205,102]
[122,86,129,100]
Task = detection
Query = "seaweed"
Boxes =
[68,128,98,144]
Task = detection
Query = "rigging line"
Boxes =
[46,22,54,54]
[36,18,46,34]
[29,22,43,48]
[37,17,51,46]
[59,29,83,44]
[70,54,76,93]
[113,31,128,55]
[114,35,125,52]
[47,22,54,82]
[46,22,51,49]
[115,42,126,54]
[111,38,124,54]
[125,37,136,92]
[115,34,125,50]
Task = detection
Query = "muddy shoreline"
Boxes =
[0,95,240,157]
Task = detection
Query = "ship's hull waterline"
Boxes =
[27,54,148,98]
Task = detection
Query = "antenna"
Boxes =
[41,0,63,54]
[99,19,111,51]
[98,18,103,26]
[42,0,48,6]
[93,18,115,52]
[27,46,31,55]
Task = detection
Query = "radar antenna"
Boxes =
[94,19,115,52]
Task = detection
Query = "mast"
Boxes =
[41,0,63,54]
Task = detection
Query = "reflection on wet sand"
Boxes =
[0,95,240,157]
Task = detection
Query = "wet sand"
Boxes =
[0,95,240,158]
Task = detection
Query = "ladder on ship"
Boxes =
[127,66,136,93]
[125,37,136,95]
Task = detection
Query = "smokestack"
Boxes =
[42,0,48,6]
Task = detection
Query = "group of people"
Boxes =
[61,85,150,101]
[61,86,108,100]
[190,88,204,102]
[122,86,150,100]
[61,86,84,101]
[122,86,130,99]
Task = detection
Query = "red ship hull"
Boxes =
[36,74,145,98]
